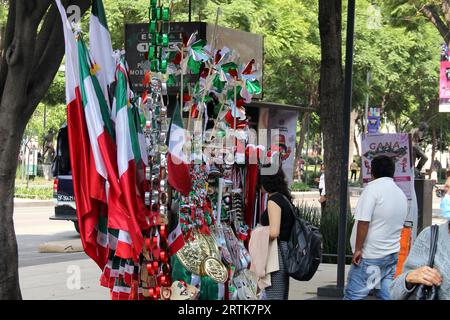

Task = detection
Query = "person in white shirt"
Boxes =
[317,164,326,212]
[344,155,408,300]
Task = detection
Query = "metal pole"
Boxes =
[440,124,443,172]
[188,0,192,22]
[337,0,356,292]
[364,71,370,133]
[304,114,310,184]
[43,104,47,157]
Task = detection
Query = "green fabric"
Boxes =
[170,255,193,284]
[188,56,202,74]
[170,255,222,300]
[200,276,220,300]
[92,0,109,30]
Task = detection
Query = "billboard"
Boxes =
[125,22,263,96]
[361,133,413,199]
[259,108,298,185]
[439,60,450,112]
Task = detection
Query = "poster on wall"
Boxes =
[439,59,450,112]
[259,108,298,185]
[361,133,413,199]
[367,107,381,133]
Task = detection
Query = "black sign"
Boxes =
[125,22,207,95]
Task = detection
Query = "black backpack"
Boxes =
[278,194,323,281]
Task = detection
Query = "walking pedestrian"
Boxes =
[350,160,358,182]
[317,164,326,213]
[344,155,408,300]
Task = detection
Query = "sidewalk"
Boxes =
[19,257,347,300]
[14,198,54,208]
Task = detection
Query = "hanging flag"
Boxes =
[89,0,116,109]
[78,36,143,262]
[168,210,185,255]
[113,58,148,259]
[56,0,108,269]
[167,103,192,195]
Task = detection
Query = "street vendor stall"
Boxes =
[58,0,309,301]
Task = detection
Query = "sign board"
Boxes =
[125,22,264,96]
[259,108,298,185]
[361,133,413,199]
[367,107,381,133]
[439,60,450,112]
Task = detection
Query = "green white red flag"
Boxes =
[56,0,108,269]
[89,0,115,109]
[167,102,192,196]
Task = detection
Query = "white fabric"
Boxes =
[56,0,78,103]
[116,106,134,177]
[82,76,108,179]
[248,225,279,290]
[350,177,408,259]
[257,238,279,289]
[90,14,115,107]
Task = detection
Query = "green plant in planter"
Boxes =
[291,181,310,192]
[296,202,354,264]
[14,186,53,200]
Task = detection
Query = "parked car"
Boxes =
[50,124,78,233]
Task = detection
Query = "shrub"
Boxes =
[296,203,354,264]
[14,186,53,200]
[291,181,310,192]
[304,170,321,187]
[306,156,322,165]
[348,181,362,188]
[438,168,448,183]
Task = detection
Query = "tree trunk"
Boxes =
[0,118,26,300]
[0,0,90,300]
[353,127,360,157]
[318,0,344,211]
[296,112,309,161]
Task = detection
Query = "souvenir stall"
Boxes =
[59,0,299,301]
[124,1,267,300]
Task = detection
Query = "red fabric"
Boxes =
[167,153,192,196]
[244,163,259,230]
[224,110,247,129]
[242,59,255,75]
[118,159,147,261]
[67,88,108,269]
[97,132,143,262]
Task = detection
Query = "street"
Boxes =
[14,206,87,268]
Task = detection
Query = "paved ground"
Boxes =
[18,256,346,300]
[14,206,85,268]
[14,189,448,300]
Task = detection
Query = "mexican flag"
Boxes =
[167,102,192,196]
[77,36,139,261]
[56,0,108,269]
[89,0,115,109]
[168,214,185,255]
[113,58,147,260]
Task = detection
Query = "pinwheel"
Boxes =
[173,32,210,75]
[239,59,262,100]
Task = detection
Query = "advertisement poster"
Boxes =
[367,107,381,133]
[439,60,450,112]
[259,108,298,185]
[361,133,412,199]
